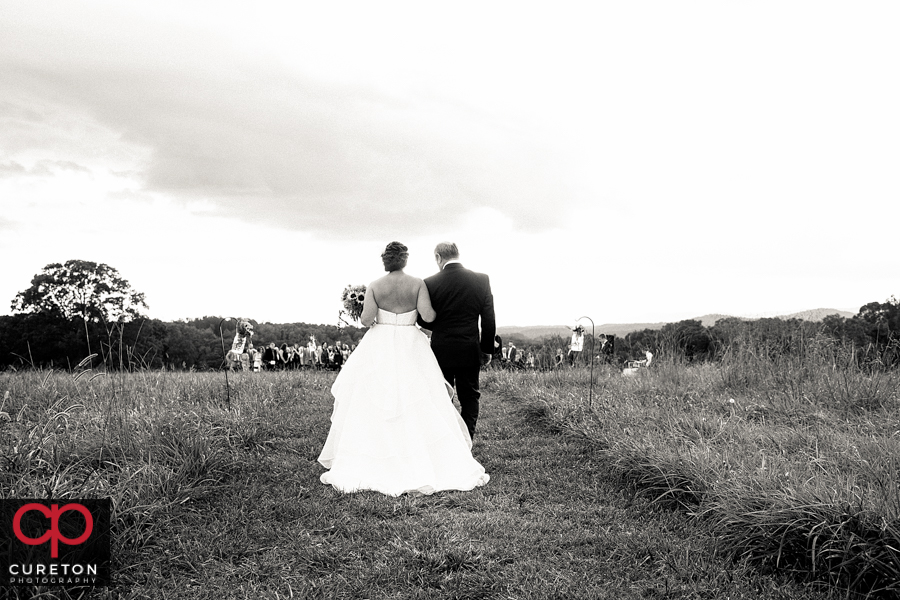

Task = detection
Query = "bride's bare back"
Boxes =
[360,271,436,325]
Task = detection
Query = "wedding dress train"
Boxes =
[318,308,489,496]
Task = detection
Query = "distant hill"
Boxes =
[498,321,667,340]
[497,308,857,341]
[593,322,668,337]
[496,326,571,340]
[691,314,745,327]
[776,308,855,321]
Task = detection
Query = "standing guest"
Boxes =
[507,342,518,364]
[333,346,345,370]
[306,337,318,369]
[225,319,254,372]
[296,344,307,369]
[341,343,351,363]
[300,346,310,371]
[526,351,535,369]
[493,334,503,363]
[281,344,291,369]
[328,345,339,369]
[263,343,278,370]
[250,346,262,372]
[568,325,585,367]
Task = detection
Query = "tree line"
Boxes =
[1,260,364,371]
[502,297,900,370]
[0,313,366,371]
[3,260,898,371]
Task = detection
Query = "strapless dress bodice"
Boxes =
[376,308,418,326]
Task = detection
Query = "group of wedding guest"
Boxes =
[492,337,537,370]
[234,338,356,372]
[488,334,585,371]
[500,342,536,369]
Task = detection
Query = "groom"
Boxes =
[418,242,496,440]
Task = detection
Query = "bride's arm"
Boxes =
[416,280,436,323]
[359,283,378,326]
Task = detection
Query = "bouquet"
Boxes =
[339,284,367,325]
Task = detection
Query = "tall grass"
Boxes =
[3,339,897,598]
[487,335,900,597]
[0,366,337,598]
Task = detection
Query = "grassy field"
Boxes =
[503,338,900,598]
[0,346,896,598]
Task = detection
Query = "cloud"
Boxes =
[0,159,91,178]
[50,160,91,173]
[0,161,26,177]
[0,7,577,240]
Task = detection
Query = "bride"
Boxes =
[318,241,490,496]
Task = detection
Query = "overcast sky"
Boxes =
[1,1,897,328]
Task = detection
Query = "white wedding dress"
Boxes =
[318,308,490,496]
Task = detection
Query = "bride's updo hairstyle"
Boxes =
[381,241,409,272]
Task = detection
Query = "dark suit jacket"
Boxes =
[418,263,495,355]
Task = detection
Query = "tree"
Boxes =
[11,260,148,323]
[822,313,869,348]
[658,319,712,361]
[621,327,662,362]
[854,296,900,345]
[0,312,83,368]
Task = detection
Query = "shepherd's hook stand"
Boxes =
[218,318,232,408]
[576,316,595,407]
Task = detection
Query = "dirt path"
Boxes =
[126,381,825,599]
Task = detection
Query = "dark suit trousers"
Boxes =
[431,342,482,439]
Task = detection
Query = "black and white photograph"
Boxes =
[1,1,898,598]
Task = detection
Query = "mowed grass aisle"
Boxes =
[1,369,837,599]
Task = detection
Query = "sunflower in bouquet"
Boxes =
[340,284,367,324]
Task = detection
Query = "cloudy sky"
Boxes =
[1,2,897,328]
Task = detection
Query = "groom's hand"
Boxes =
[481,353,492,367]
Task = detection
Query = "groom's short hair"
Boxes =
[434,242,459,260]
